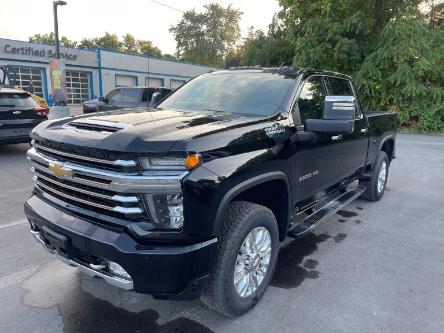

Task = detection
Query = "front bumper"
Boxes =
[24,195,217,299]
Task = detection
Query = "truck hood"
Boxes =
[32,108,273,154]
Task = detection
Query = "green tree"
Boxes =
[240,16,295,67]
[137,40,162,57]
[78,37,97,49]
[95,32,122,51]
[29,33,77,48]
[354,19,444,131]
[170,3,242,66]
[122,33,138,54]
[278,0,422,73]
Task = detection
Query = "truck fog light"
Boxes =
[145,193,184,229]
[107,261,132,280]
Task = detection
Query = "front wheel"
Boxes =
[201,201,279,317]
[360,151,389,201]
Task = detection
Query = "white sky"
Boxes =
[0,0,281,54]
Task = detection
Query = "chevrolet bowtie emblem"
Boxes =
[48,163,72,179]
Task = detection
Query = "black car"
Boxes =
[82,86,172,113]
[26,68,396,316]
[0,88,48,144]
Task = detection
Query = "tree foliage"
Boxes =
[239,16,295,67]
[238,0,443,131]
[30,32,165,58]
[354,19,444,131]
[170,3,242,66]
[29,33,77,48]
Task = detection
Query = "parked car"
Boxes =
[82,86,172,113]
[0,88,48,144]
[25,68,396,317]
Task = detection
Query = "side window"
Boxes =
[107,89,123,104]
[327,77,361,117]
[327,77,353,96]
[121,89,140,105]
[297,76,327,123]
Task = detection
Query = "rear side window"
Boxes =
[327,77,361,117]
[298,76,327,123]
[0,93,37,108]
[327,77,353,96]
[121,89,140,104]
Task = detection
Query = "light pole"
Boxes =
[53,1,67,59]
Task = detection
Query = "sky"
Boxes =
[0,0,281,54]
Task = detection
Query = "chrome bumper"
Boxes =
[30,229,134,290]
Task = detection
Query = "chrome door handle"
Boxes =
[361,128,368,133]
[331,135,343,141]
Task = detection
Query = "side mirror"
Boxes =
[150,92,163,106]
[99,96,108,103]
[304,96,356,134]
[324,96,356,120]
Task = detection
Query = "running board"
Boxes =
[287,186,365,238]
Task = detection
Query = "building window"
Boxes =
[170,79,186,89]
[115,75,137,87]
[10,67,44,97]
[66,70,90,105]
[145,77,164,88]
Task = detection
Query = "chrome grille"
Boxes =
[27,146,189,224]
[34,143,138,172]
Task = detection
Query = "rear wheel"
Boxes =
[360,151,389,201]
[201,201,279,317]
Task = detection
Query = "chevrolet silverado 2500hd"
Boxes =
[25,68,396,317]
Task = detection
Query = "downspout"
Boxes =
[97,48,103,97]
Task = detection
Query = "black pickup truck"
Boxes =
[25,68,396,317]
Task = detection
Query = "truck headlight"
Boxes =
[140,154,201,171]
[145,193,184,229]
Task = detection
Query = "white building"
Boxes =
[0,38,216,105]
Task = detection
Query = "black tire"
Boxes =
[360,151,389,201]
[201,201,279,317]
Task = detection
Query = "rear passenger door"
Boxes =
[326,76,368,178]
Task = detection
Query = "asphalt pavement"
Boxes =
[0,134,443,333]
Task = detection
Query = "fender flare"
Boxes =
[378,134,396,160]
[212,171,291,235]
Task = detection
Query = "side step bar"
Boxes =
[287,186,365,238]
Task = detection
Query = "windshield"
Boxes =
[158,72,295,117]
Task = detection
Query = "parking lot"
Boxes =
[1,133,443,333]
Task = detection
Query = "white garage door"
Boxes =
[10,67,44,97]
[145,77,163,88]
[66,70,90,104]
[170,79,186,89]
[116,75,137,87]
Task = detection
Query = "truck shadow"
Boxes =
[21,260,215,333]
[270,233,330,289]
[0,143,30,157]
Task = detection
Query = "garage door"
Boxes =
[145,77,163,88]
[170,79,186,89]
[10,67,44,97]
[66,71,90,104]
[116,75,137,87]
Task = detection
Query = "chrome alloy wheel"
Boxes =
[377,161,387,193]
[233,226,272,298]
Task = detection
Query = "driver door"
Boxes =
[292,75,344,202]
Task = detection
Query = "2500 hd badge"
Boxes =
[25,67,396,317]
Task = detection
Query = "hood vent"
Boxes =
[67,119,132,133]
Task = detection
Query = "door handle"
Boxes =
[361,128,368,133]
[331,135,343,141]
